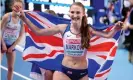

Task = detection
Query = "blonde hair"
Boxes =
[10,0,24,8]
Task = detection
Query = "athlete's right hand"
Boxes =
[1,43,7,53]
[114,21,123,31]
[19,10,27,21]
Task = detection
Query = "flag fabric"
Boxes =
[23,11,122,80]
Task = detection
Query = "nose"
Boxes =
[73,14,78,18]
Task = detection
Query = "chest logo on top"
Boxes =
[7,23,19,30]
[67,35,71,37]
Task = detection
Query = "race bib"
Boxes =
[65,39,85,57]
[3,29,18,45]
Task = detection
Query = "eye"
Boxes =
[70,11,74,14]
[76,11,80,14]
[19,6,22,8]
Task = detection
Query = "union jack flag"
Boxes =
[22,11,121,80]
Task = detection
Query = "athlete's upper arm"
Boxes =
[58,24,68,35]
[89,26,112,38]
[89,26,104,36]
[38,24,67,36]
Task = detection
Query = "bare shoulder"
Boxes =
[1,13,10,27]
[2,13,10,20]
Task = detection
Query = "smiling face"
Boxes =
[12,0,23,14]
[69,4,85,25]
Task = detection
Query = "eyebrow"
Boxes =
[70,11,80,13]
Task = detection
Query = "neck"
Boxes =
[73,23,81,29]
[71,23,81,34]
[12,12,18,18]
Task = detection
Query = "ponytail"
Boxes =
[80,16,91,49]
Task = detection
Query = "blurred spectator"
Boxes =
[123,0,133,63]
[45,9,58,16]
[118,6,131,49]
[107,2,118,24]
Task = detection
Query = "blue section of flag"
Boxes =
[24,36,45,50]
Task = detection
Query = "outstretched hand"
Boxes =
[114,21,123,31]
[114,21,131,31]
[19,10,27,21]
[121,23,129,30]
[1,44,7,53]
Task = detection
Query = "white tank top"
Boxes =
[63,24,87,57]
[2,12,22,45]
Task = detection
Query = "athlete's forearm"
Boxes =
[129,24,133,29]
[1,38,6,47]
[23,17,41,35]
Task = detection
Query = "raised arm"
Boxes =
[90,22,122,38]
[19,10,64,36]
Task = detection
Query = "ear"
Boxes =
[83,11,86,16]
[82,13,86,17]
[85,13,88,17]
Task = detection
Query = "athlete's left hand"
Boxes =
[7,47,14,54]
[114,21,123,31]
[122,24,129,30]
